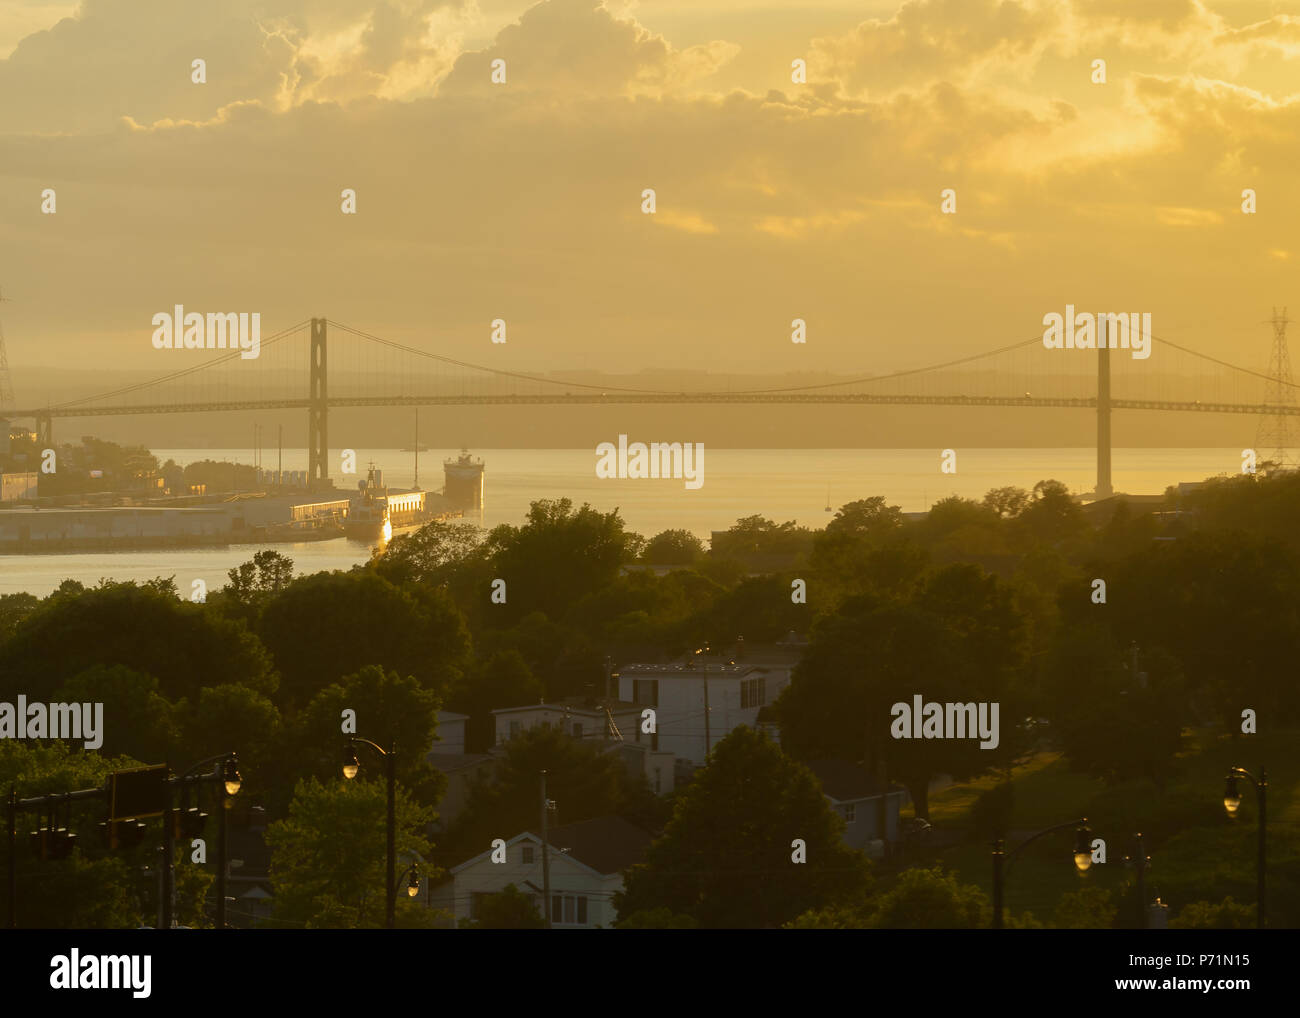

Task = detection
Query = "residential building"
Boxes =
[430,815,652,929]
[491,696,641,748]
[616,634,806,766]
[805,760,908,857]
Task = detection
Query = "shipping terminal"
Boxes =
[0,448,487,552]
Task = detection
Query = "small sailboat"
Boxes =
[824,484,833,513]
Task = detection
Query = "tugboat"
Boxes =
[346,464,392,543]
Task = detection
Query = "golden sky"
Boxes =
[1,0,1298,386]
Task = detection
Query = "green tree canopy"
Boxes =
[616,727,871,928]
[257,570,469,707]
[0,581,276,703]
[266,776,439,929]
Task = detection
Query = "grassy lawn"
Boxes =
[888,727,1300,927]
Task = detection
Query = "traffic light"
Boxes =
[99,818,148,850]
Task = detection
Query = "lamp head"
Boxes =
[223,758,242,797]
[1072,824,1093,873]
[407,866,421,898]
[342,745,360,780]
[1223,773,1242,816]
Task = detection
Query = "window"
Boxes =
[573,722,583,739]
[844,804,856,824]
[522,845,535,864]
[632,678,659,706]
[470,892,488,920]
[654,767,662,794]
[550,894,591,925]
[740,676,766,709]
[509,720,520,740]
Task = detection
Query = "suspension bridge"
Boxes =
[5,315,1298,500]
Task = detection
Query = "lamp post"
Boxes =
[992,818,1092,929]
[173,753,240,930]
[343,737,398,929]
[1223,765,1267,928]
[1124,833,1150,929]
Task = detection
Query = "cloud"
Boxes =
[439,0,738,96]
[0,0,474,134]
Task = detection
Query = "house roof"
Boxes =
[491,698,639,717]
[806,760,899,802]
[448,816,653,878]
[426,751,493,772]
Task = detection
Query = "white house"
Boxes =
[491,696,641,748]
[430,816,652,929]
[805,760,909,857]
[430,710,469,755]
[616,636,805,767]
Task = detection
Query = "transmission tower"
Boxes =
[1256,307,1296,471]
[0,288,15,412]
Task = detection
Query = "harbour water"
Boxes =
[0,446,1246,596]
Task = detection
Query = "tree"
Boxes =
[223,550,295,605]
[640,528,705,565]
[698,574,806,644]
[777,565,1031,818]
[0,592,39,641]
[258,570,469,707]
[983,486,1030,519]
[294,666,445,806]
[266,776,439,929]
[1169,897,1256,929]
[461,884,546,928]
[177,683,283,804]
[864,866,989,928]
[0,581,276,703]
[616,727,871,928]
[54,664,178,764]
[482,499,641,624]
[825,497,904,539]
[445,650,543,754]
[710,515,814,567]
[1052,886,1116,929]
[370,519,485,587]
[1017,480,1086,544]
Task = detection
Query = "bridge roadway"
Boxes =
[13,394,1300,417]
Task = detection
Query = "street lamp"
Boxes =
[992,818,1092,929]
[222,759,242,797]
[342,736,399,929]
[1123,833,1152,929]
[176,752,241,931]
[1222,765,1267,928]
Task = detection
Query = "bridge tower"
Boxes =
[1255,308,1295,470]
[1096,317,1113,499]
[0,287,16,412]
[308,318,329,490]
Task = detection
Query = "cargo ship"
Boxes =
[443,449,484,511]
[346,463,461,544]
